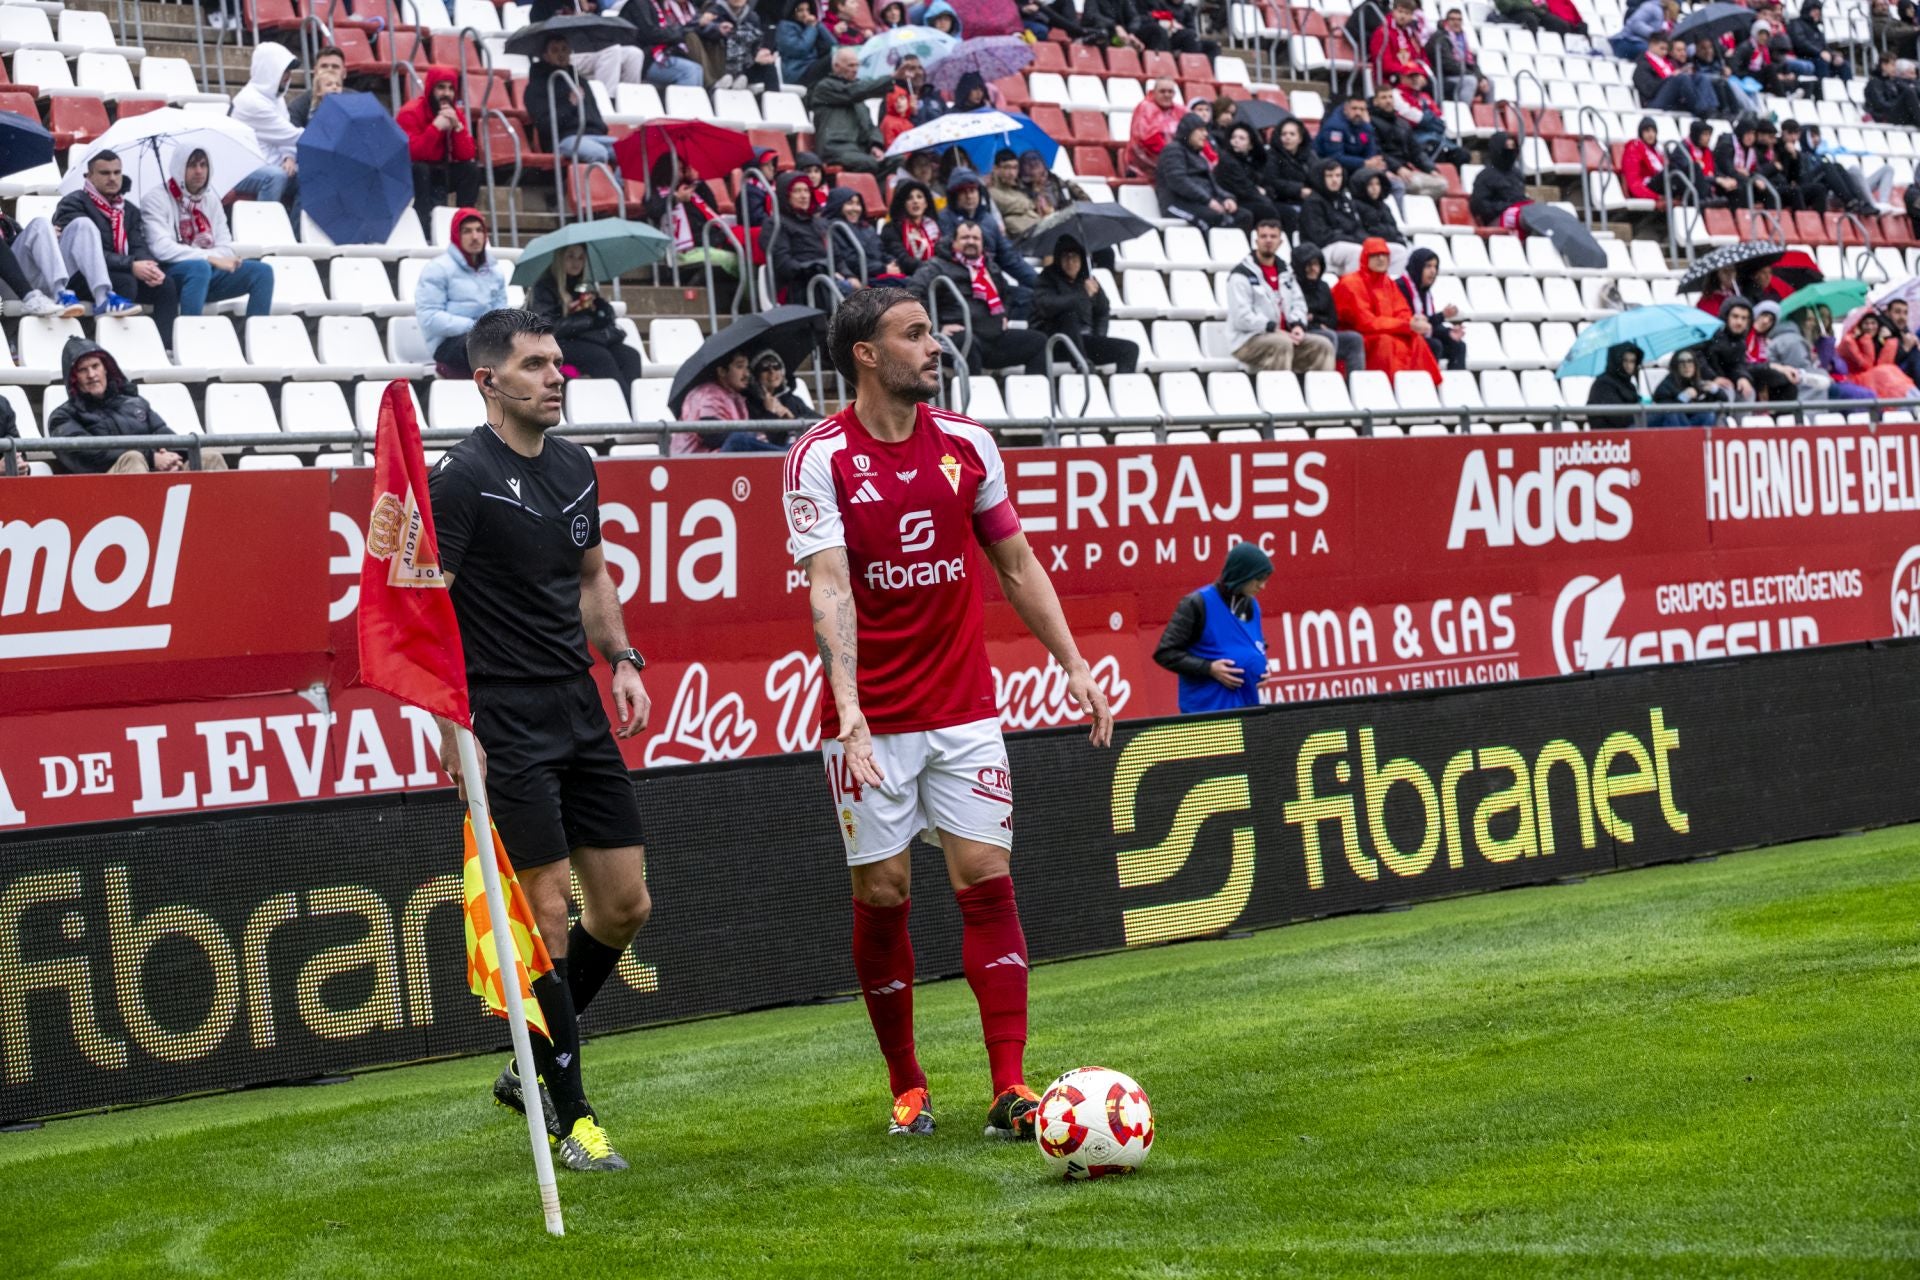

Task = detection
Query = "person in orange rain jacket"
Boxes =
[1332,235,1442,383]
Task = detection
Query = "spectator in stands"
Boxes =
[1030,234,1138,373]
[1623,117,1669,202]
[1154,540,1272,715]
[674,352,785,453]
[1018,149,1085,229]
[1315,96,1389,178]
[1881,298,1920,383]
[0,214,103,318]
[1333,237,1440,383]
[1788,1,1850,79]
[1687,32,1761,114]
[287,45,345,129]
[1301,158,1392,276]
[772,172,856,302]
[1292,242,1364,371]
[1695,264,1740,317]
[1370,0,1434,86]
[778,0,838,85]
[1669,119,1746,207]
[416,208,508,378]
[1731,21,1799,98]
[1038,0,1089,40]
[646,161,743,280]
[808,47,893,173]
[910,220,1048,374]
[1703,297,1792,401]
[746,350,809,429]
[987,149,1042,238]
[1352,170,1405,249]
[1634,35,1723,117]
[1132,0,1218,57]
[230,44,302,212]
[698,0,780,92]
[883,178,944,271]
[881,60,923,146]
[1866,53,1920,125]
[1714,116,1780,208]
[542,0,653,86]
[1873,0,1920,58]
[140,147,275,323]
[1804,122,1895,206]
[624,0,709,88]
[1836,310,1917,397]
[939,168,1036,313]
[49,338,216,474]
[1649,349,1732,425]
[1468,129,1529,227]
[528,243,644,388]
[1492,0,1584,36]
[923,0,963,37]
[823,0,872,44]
[1746,300,1815,398]
[1768,301,1875,403]
[1215,123,1281,227]
[398,67,482,237]
[1367,82,1449,198]
[1738,261,1791,307]
[1264,118,1316,234]
[827,186,899,283]
[529,35,617,162]
[1427,8,1488,104]
[1776,119,1876,212]
[54,151,177,338]
[1612,0,1668,61]
[1157,115,1252,230]
[1127,80,1183,177]
[1396,247,1464,371]
[1224,219,1334,373]
[1584,343,1645,420]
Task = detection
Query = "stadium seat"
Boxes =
[174,316,279,381]
[319,316,428,380]
[429,378,485,430]
[283,382,359,441]
[246,316,327,379]
[630,377,675,425]
[355,379,426,433]
[565,377,632,431]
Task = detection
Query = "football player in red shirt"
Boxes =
[783,287,1114,1140]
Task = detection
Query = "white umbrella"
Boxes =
[883,109,1023,158]
[60,109,265,201]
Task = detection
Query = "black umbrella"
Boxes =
[1677,241,1785,293]
[505,14,636,58]
[1231,99,1289,132]
[668,305,825,415]
[1017,203,1155,259]
[0,108,52,180]
[1671,2,1763,45]
[1516,204,1607,270]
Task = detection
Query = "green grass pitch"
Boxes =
[4,828,1917,1278]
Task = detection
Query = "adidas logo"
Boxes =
[849,479,884,503]
[867,979,909,996]
[983,953,1027,970]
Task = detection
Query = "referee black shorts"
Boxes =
[471,676,647,869]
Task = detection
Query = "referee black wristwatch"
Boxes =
[610,648,647,674]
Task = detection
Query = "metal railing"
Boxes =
[1575,106,1614,233]
[478,107,524,245]
[700,218,757,326]
[921,272,975,375]
[803,275,847,409]
[543,67,590,222]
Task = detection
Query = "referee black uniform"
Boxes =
[428,424,645,865]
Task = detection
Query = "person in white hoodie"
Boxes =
[228,43,302,212]
[139,146,276,318]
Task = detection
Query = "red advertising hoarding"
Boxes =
[4,425,1917,830]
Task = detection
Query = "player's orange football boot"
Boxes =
[889,1086,935,1136]
[984,1084,1039,1140]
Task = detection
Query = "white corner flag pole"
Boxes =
[458,725,565,1237]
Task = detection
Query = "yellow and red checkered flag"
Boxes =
[462,816,553,1040]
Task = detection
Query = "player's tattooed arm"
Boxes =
[804,546,883,783]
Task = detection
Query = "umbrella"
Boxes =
[945,0,1025,36]
[1555,304,1723,379]
[1671,2,1761,45]
[926,36,1033,95]
[511,219,673,287]
[884,107,1023,157]
[1515,204,1606,270]
[0,109,52,180]
[298,92,413,244]
[1780,278,1869,317]
[1771,249,1822,291]
[1677,241,1785,293]
[1867,274,1920,312]
[1017,203,1154,258]
[859,26,958,77]
[612,119,755,184]
[60,108,264,200]
[505,14,638,57]
[668,305,824,415]
[1230,98,1289,132]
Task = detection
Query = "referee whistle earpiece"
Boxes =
[484,373,534,403]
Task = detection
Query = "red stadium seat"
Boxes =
[1030,42,1068,74]
[749,128,794,171]
[836,170,883,216]
[1177,53,1213,81]
[992,73,1029,109]
[1028,102,1069,139]
[114,97,166,121]
[1068,108,1107,142]
[244,0,306,33]
[1534,108,1566,139]
[1255,88,1288,109]
[484,113,554,172]
[49,96,108,147]
[1435,163,1464,197]
[1441,195,1472,226]
[1106,48,1143,80]
[1881,214,1917,248]
[1073,145,1116,178]
[1217,83,1251,100]
[1793,210,1825,243]
[335,29,389,78]
[1143,51,1178,81]
[1068,44,1105,78]
[565,163,625,218]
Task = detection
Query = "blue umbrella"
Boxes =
[0,108,52,179]
[297,92,413,245]
[1556,304,1723,379]
[947,108,1058,170]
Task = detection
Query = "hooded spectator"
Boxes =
[697,0,780,92]
[1469,131,1530,228]
[1126,80,1182,177]
[49,337,216,474]
[1714,116,1779,207]
[1332,236,1441,382]
[807,46,892,173]
[1215,122,1280,227]
[528,241,644,387]
[1788,0,1851,78]
[398,67,482,236]
[1157,113,1250,230]
[415,208,509,376]
[1395,246,1463,370]
[229,43,302,209]
[1670,118,1749,208]
[882,177,944,271]
[53,150,178,337]
[1264,117,1317,233]
[777,0,838,84]
[772,171,855,302]
[528,34,616,162]
[1584,342,1645,420]
[1622,116,1669,202]
[1301,158,1406,276]
[1153,540,1274,715]
[880,60,922,146]
[1293,240,1365,371]
[908,219,1049,374]
[1029,233,1137,373]
[138,146,275,321]
[1352,169,1406,248]
[1701,296,1793,401]
[940,166,1036,312]
[1767,301,1875,401]
[825,186,897,283]
[951,69,997,112]
[1225,218,1335,372]
[1651,348,1731,426]
[746,349,810,428]
[674,351,784,454]
[923,0,963,36]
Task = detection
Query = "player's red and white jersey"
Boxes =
[783,403,1021,737]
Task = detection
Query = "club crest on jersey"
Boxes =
[939,454,961,493]
[853,453,873,474]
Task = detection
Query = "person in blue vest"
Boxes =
[1153,541,1274,714]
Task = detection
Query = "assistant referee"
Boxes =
[428,308,652,1174]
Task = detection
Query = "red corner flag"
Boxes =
[357,380,470,727]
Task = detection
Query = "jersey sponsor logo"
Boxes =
[898,509,936,554]
[852,453,873,474]
[863,556,965,590]
[939,453,962,493]
[570,513,590,547]
[788,494,820,532]
[850,480,884,504]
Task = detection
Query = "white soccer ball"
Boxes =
[1035,1066,1154,1180]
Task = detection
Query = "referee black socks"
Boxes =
[530,958,592,1130]
[566,922,626,1017]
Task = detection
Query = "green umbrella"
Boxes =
[1778,278,1869,318]
[510,219,673,287]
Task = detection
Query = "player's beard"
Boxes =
[878,352,941,404]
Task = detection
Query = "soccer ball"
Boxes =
[1035,1066,1154,1179]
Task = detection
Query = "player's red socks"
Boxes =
[851,897,926,1096]
[957,874,1029,1095]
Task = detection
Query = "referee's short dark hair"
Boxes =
[828,286,919,380]
[467,308,554,374]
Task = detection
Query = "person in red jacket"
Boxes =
[1331,236,1442,384]
[398,67,481,236]
[1621,115,1667,202]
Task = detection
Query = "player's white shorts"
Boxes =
[822,716,1012,866]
